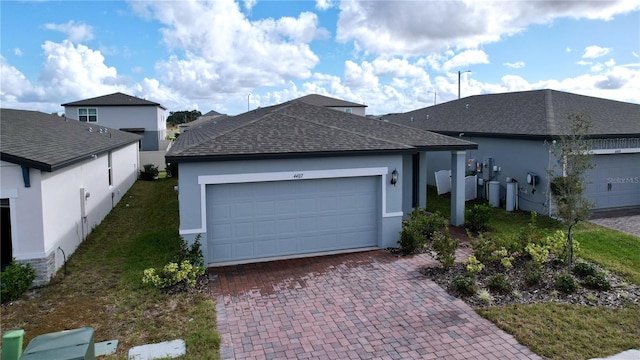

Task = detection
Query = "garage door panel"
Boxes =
[207,176,379,263]
[584,154,640,209]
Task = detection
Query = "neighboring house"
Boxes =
[297,94,368,116]
[383,89,640,215]
[166,100,476,267]
[178,110,227,133]
[62,92,170,170]
[0,109,141,285]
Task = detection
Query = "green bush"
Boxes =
[143,235,206,290]
[555,273,578,294]
[582,273,611,291]
[451,275,476,297]
[398,209,448,254]
[524,262,542,286]
[431,231,459,269]
[1,260,36,303]
[464,203,492,232]
[573,262,599,278]
[463,255,485,276]
[470,232,498,264]
[487,273,513,294]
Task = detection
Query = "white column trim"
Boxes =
[589,148,640,155]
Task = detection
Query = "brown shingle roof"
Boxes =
[167,101,475,162]
[383,89,640,138]
[1,109,142,171]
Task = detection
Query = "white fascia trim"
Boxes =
[179,228,205,236]
[197,167,389,185]
[590,148,640,155]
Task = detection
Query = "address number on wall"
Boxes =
[293,173,304,179]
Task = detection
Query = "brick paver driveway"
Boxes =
[209,250,541,360]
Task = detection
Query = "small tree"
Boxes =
[547,113,595,265]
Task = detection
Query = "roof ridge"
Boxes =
[171,102,298,155]
[545,89,557,135]
[279,105,413,148]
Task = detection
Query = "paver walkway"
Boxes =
[209,247,542,360]
[589,207,640,238]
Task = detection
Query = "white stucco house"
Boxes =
[166,100,476,268]
[384,89,640,215]
[62,92,169,170]
[0,109,141,285]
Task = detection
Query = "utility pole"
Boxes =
[458,70,471,99]
[247,93,251,111]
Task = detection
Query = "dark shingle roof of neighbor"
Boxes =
[297,94,367,108]
[1,109,142,172]
[202,110,223,116]
[166,101,476,162]
[61,92,167,110]
[382,89,640,138]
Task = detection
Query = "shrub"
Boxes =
[1,260,36,303]
[525,242,550,268]
[512,211,544,253]
[470,232,498,264]
[398,209,448,254]
[524,262,542,286]
[143,235,206,290]
[139,164,159,181]
[495,247,515,270]
[465,203,492,232]
[487,273,513,294]
[573,262,599,278]
[451,275,476,297]
[464,255,485,276]
[431,231,459,269]
[582,273,611,291]
[477,289,494,305]
[555,273,578,294]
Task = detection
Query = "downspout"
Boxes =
[21,166,31,188]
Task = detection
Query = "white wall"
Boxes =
[0,161,45,256]
[1,142,139,283]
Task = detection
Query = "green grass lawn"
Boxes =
[426,185,640,360]
[0,179,220,359]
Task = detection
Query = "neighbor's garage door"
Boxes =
[206,176,379,264]
[583,153,640,209]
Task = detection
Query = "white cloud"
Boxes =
[129,0,325,98]
[576,60,591,66]
[566,47,572,53]
[504,61,525,69]
[336,1,639,56]
[13,48,23,56]
[583,45,611,58]
[315,0,334,10]
[243,0,257,11]
[44,21,94,42]
[442,50,490,71]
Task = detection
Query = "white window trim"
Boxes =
[179,167,403,235]
[78,108,98,123]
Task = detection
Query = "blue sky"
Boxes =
[1,0,639,116]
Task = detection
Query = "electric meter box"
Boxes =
[20,327,95,360]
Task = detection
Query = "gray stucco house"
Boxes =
[62,92,167,152]
[166,100,476,267]
[383,89,640,215]
[1,109,141,284]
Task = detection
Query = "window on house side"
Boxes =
[345,108,352,114]
[79,108,98,122]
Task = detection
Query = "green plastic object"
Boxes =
[1,329,25,360]
[20,327,95,360]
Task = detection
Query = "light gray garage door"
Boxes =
[207,176,379,264]
[583,153,640,209]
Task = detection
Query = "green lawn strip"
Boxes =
[0,179,220,359]
[574,223,640,285]
[477,303,640,360]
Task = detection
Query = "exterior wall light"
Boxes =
[390,169,399,186]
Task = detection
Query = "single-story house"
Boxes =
[62,92,170,170]
[383,89,640,215]
[297,94,368,116]
[166,100,476,267]
[178,110,228,133]
[0,109,141,284]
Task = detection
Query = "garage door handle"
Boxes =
[607,183,612,191]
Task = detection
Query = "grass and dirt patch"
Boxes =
[423,185,640,360]
[0,179,220,359]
